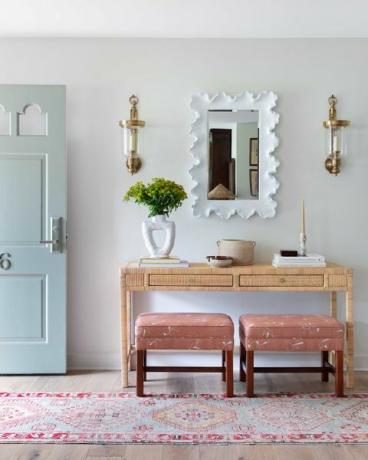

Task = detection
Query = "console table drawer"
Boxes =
[239,274,324,287]
[149,274,233,287]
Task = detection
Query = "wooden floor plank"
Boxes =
[7,444,84,460]
[199,445,235,460]
[199,445,278,460]
[339,445,368,460]
[273,445,317,460]
[309,445,350,460]
[87,445,127,458]
[0,445,22,460]
[86,457,123,460]
[162,445,200,460]
[125,445,163,460]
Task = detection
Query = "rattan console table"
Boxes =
[120,263,353,388]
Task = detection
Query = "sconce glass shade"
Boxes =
[121,125,141,158]
[324,125,348,158]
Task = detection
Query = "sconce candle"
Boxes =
[119,95,145,175]
[323,95,351,176]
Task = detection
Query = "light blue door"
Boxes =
[0,85,66,373]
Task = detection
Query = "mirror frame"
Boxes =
[189,91,279,219]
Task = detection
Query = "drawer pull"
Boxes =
[280,277,286,284]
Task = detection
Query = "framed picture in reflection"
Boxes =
[249,169,259,197]
[249,138,259,167]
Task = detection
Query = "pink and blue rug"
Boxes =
[0,392,367,444]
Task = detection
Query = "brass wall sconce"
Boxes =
[119,95,145,174]
[323,95,351,176]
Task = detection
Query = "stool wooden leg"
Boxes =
[240,342,246,382]
[321,351,329,382]
[136,350,144,397]
[143,350,147,381]
[222,350,226,382]
[246,350,254,397]
[335,350,344,397]
[225,350,234,397]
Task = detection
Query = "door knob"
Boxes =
[41,217,64,253]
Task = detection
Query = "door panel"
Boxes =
[0,276,45,339]
[0,85,66,374]
[0,154,46,242]
[17,104,48,136]
[0,105,11,135]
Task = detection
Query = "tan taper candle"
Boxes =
[301,200,305,234]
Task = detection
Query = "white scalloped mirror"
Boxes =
[189,92,280,219]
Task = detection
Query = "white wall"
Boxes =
[2,1,368,38]
[0,38,367,370]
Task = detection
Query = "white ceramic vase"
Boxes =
[142,214,175,258]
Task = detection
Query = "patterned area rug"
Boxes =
[0,392,367,444]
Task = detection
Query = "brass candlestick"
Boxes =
[323,95,351,176]
[119,95,145,175]
[299,200,306,256]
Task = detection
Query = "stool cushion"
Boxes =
[239,314,344,352]
[135,313,234,350]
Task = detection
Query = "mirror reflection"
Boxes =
[208,110,259,200]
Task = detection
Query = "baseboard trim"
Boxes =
[68,352,121,370]
[67,351,368,372]
[354,354,368,371]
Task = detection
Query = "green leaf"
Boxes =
[123,177,188,217]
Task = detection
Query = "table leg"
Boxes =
[120,280,129,388]
[330,291,337,317]
[329,291,337,365]
[246,351,254,398]
[127,291,133,371]
[346,271,354,389]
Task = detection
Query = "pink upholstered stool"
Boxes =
[239,314,345,397]
[135,312,234,397]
